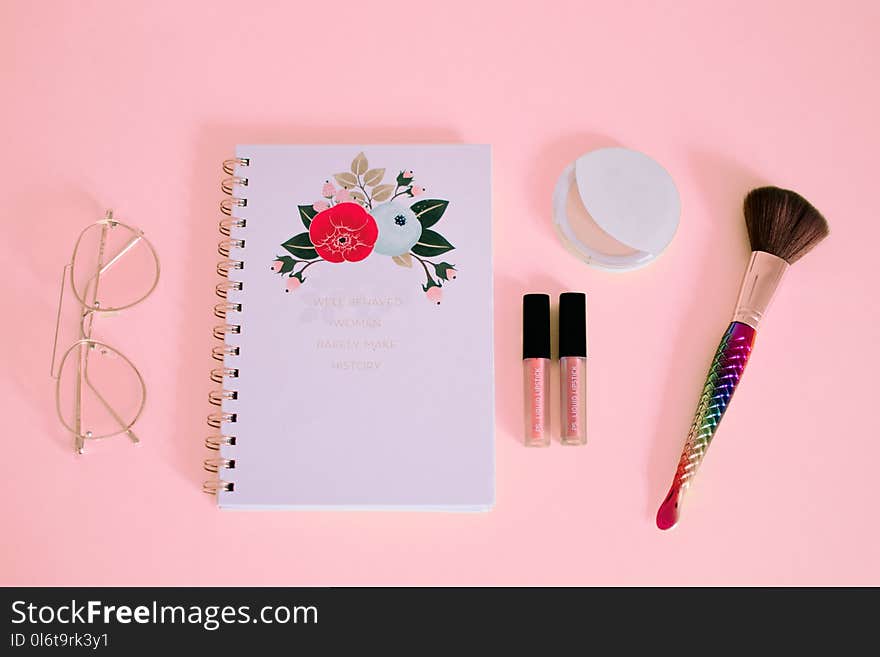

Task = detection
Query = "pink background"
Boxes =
[2,0,878,586]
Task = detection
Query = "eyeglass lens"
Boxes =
[56,341,145,441]
[71,221,159,313]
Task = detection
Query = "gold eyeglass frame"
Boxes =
[50,210,160,454]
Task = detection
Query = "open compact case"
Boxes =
[552,147,681,271]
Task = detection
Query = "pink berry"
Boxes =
[313,200,329,212]
[426,286,442,304]
[285,277,301,293]
[411,185,425,197]
[322,181,336,197]
[334,188,351,202]
[446,267,457,280]
[272,261,283,273]
[402,170,413,179]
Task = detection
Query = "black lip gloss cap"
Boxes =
[522,294,551,359]
[559,292,587,358]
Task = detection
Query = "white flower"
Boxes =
[370,202,422,256]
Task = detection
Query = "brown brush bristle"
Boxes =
[743,186,829,264]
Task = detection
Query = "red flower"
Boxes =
[308,203,378,263]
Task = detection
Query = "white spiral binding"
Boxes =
[204,157,249,495]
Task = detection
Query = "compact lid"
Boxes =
[552,147,680,272]
[522,294,551,359]
[558,292,587,357]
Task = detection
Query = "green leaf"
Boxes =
[412,229,455,257]
[422,277,442,292]
[298,205,317,229]
[433,261,456,280]
[411,199,449,228]
[282,232,319,260]
[396,171,410,186]
[275,255,296,273]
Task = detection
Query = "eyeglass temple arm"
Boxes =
[51,265,87,452]
[50,264,71,378]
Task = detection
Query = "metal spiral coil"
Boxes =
[204,457,236,473]
[203,480,234,494]
[212,345,240,361]
[220,197,246,216]
[206,157,249,495]
[216,259,243,277]
[210,367,239,384]
[221,176,248,195]
[207,411,237,429]
[205,435,236,450]
[218,238,245,257]
[223,157,249,176]
[209,389,238,406]
[219,217,246,237]
[213,324,240,340]
[215,280,243,299]
[214,301,241,319]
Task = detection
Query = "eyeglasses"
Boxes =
[50,211,160,454]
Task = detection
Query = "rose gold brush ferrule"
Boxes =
[731,251,789,330]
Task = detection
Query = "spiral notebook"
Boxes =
[205,144,495,510]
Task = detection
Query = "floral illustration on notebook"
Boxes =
[271,151,458,305]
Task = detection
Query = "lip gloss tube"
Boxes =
[559,292,587,445]
[522,294,551,446]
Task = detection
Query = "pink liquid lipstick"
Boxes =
[522,293,588,446]
[522,294,551,446]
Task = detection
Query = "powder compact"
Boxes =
[552,147,680,271]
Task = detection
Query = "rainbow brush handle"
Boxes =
[656,321,756,530]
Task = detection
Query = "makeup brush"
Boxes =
[656,186,829,530]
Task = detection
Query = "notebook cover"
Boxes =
[219,145,494,510]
